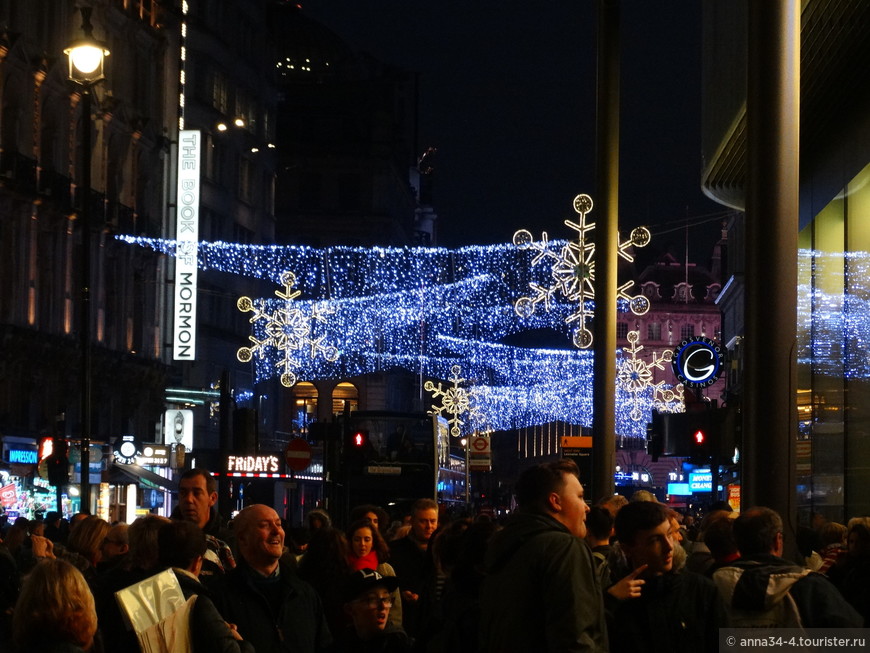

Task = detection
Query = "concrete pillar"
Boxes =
[743,1,800,533]
[592,0,619,502]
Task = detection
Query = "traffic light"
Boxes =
[46,438,69,487]
[688,420,712,464]
[352,431,368,448]
[648,410,716,462]
[344,429,371,474]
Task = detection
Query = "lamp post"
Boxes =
[65,7,109,514]
[460,437,470,510]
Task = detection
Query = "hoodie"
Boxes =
[713,554,863,628]
[479,509,608,653]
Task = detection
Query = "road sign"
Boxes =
[561,435,593,450]
[470,436,490,453]
[284,438,312,472]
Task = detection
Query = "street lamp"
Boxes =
[460,437,470,510]
[65,7,109,514]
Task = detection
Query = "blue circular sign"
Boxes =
[672,337,724,388]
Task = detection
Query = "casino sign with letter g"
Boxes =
[671,337,725,388]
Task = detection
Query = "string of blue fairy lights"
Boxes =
[120,235,700,437]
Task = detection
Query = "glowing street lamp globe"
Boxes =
[64,9,109,85]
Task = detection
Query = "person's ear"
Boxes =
[547,491,562,513]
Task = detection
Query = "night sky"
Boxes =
[300,0,728,265]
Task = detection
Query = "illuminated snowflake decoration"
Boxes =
[236,271,339,388]
[617,331,684,421]
[513,193,652,348]
[425,365,485,437]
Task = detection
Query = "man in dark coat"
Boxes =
[387,497,438,638]
[606,501,726,653]
[174,468,235,576]
[479,459,608,652]
[157,519,254,653]
[208,504,332,653]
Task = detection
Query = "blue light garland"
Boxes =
[121,235,687,436]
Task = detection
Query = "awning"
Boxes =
[111,462,177,491]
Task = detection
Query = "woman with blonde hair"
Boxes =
[64,515,110,581]
[13,558,98,651]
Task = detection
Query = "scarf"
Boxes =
[348,550,380,571]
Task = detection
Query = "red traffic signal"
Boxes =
[693,430,706,445]
[352,431,367,447]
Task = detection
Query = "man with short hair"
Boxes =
[585,506,614,587]
[156,520,254,653]
[712,506,862,628]
[175,467,235,575]
[607,501,726,652]
[479,459,607,652]
[209,504,332,653]
[388,497,438,637]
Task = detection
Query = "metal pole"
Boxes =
[465,439,470,511]
[79,86,92,513]
[592,0,620,502]
[744,1,799,533]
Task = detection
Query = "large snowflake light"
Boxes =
[513,194,652,348]
[425,365,485,437]
[617,330,684,421]
[236,271,339,387]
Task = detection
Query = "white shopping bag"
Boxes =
[115,568,194,653]
[137,595,196,653]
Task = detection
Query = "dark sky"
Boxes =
[300,0,727,264]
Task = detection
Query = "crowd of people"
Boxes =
[1,463,869,652]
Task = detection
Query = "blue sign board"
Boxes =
[688,471,713,492]
[7,449,37,464]
[667,482,692,496]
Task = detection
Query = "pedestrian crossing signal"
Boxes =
[694,430,706,445]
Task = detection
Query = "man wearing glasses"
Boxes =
[340,568,413,651]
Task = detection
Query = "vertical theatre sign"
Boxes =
[173,130,201,360]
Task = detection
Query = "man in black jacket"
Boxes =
[157,520,254,653]
[175,468,235,576]
[388,497,438,638]
[479,459,607,652]
[208,503,332,653]
[607,501,726,653]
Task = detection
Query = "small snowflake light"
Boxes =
[425,365,484,437]
[513,194,651,348]
[617,330,684,421]
[236,271,339,388]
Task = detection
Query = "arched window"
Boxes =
[332,381,359,415]
[291,381,318,436]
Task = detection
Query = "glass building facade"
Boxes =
[798,162,870,520]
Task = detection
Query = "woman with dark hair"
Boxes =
[346,518,403,628]
[828,518,870,625]
[13,558,98,652]
[297,527,353,635]
[349,504,390,537]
